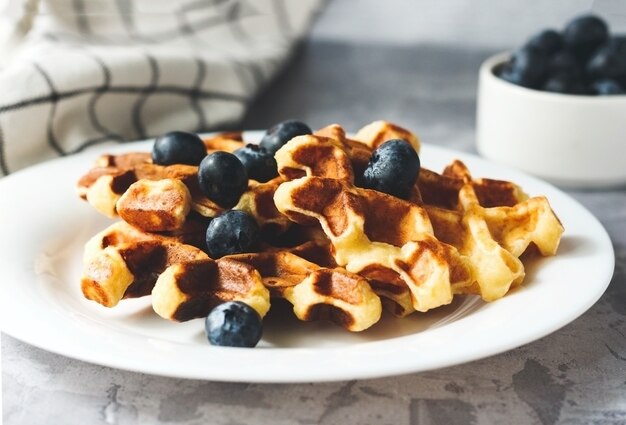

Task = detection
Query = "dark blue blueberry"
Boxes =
[526,29,563,55]
[152,131,206,166]
[205,210,259,258]
[610,36,626,52]
[198,152,248,208]
[542,74,587,94]
[360,139,420,199]
[205,301,262,348]
[563,15,609,60]
[587,42,626,82]
[590,78,624,95]
[233,144,278,183]
[498,47,549,88]
[548,50,584,79]
[259,120,312,155]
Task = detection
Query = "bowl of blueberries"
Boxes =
[476,14,626,188]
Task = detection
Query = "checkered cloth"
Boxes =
[0,0,323,176]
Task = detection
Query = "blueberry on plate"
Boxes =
[197,152,248,208]
[526,29,563,55]
[259,120,312,155]
[360,139,420,200]
[587,42,626,82]
[205,301,263,348]
[542,74,587,95]
[590,78,624,95]
[233,144,278,183]
[499,47,549,88]
[152,131,207,166]
[563,15,609,60]
[205,210,260,258]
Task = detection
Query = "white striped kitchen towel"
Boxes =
[0,0,323,176]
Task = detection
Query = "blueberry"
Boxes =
[563,15,609,60]
[259,120,312,155]
[548,50,584,79]
[526,29,563,55]
[233,144,278,183]
[152,131,207,166]
[198,152,248,208]
[587,42,626,82]
[205,301,262,348]
[609,36,626,58]
[360,139,420,199]
[205,210,260,258]
[499,47,549,88]
[542,74,587,95]
[590,78,624,95]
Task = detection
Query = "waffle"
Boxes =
[273,129,563,314]
[76,120,564,333]
[76,133,289,233]
[274,135,473,315]
[81,219,209,307]
[81,219,271,318]
[415,161,563,300]
[207,250,380,331]
[203,131,245,153]
[353,120,421,152]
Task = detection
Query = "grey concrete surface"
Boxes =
[3,1,626,424]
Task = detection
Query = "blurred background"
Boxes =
[242,0,626,150]
[1,0,625,174]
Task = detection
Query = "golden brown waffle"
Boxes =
[76,132,243,219]
[82,220,270,319]
[353,120,421,152]
[274,134,474,315]
[414,161,564,300]
[203,131,245,153]
[81,220,209,307]
[218,251,381,331]
[77,135,290,233]
[273,127,563,314]
[312,121,419,178]
[152,257,270,322]
[77,151,205,219]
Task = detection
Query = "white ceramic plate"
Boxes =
[0,134,615,383]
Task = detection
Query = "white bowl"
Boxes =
[476,53,626,189]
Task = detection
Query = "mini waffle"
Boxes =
[203,131,245,153]
[81,220,209,307]
[82,220,271,319]
[274,134,474,315]
[152,257,270,322]
[76,131,245,219]
[353,120,421,152]
[208,251,380,331]
[77,134,290,233]
[414,161,564,300]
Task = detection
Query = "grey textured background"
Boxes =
[3,1,626,424]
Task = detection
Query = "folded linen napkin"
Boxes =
[0,0,323,176]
